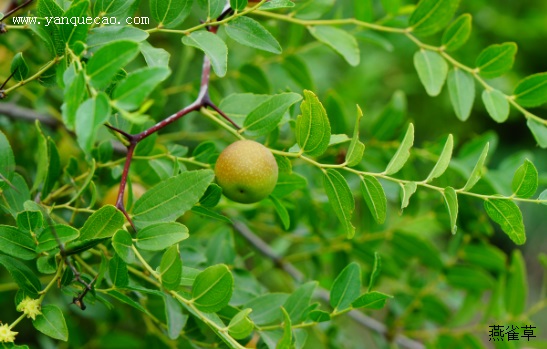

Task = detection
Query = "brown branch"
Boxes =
[0,103,59,127]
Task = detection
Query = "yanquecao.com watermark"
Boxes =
[10,15,149,26]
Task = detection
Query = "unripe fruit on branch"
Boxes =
[102,183,146,207]
[214,140,278,204]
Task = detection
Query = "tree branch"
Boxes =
[0,103,59,127]
[232,220,425,349]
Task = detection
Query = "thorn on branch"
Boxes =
[106,10,241,233]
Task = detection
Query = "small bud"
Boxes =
[16,297,42,320]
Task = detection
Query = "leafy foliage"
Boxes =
[0,0,546,348]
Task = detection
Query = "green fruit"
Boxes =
[214,140,278,204]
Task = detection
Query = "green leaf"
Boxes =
[246,293,288,326]
[425,134,454,182]
[330,262,361,311]
[392,233,441,269]
[87,26,149,48]
[272,173,307,197]
[228,308,254,340]
[16,210,44,234]
[140,41,171,68]
[260,0,295,10]
[163,294,187,340]
[225,16,281,54]
[42,138,61,200]
[443,187,458,234]
[484,199,525,245]
[368,252,381,292]
[414,50,448,96]
[514,72,547,107]
[238,64,271,94]
[219,93,271,124]
[37,225,79,253]
[109,254,129,288]
[283,281,316,323]
[462,142,489,191]
[446,266,495,291]
[308,310,330,322]
[150,0,192,28]
[294,0,333,19]
[351,291,392,309]
[132,170,214,228]
[230,0,248,11]
[0,225,36,260]
[539,190,547,205]
[75,92,112,152]
[461,244,506,273]
[86,41,140,89]
[36,0,64,56]
[476,42,517,79]
[345,106,365,167]
[270,196,290,230]
[182,31,228,77]
[10,53,29,82]
[308,26,360,66]
[381,0,400,14]
[136,222,189,251]
[93,0,138,17]
[0,255,41,297]
[112,230,135,264]
[113,67,171,111]
[1,174,29,217]
[205,228,235,266]
[191,206,232,223]
[200,183,223,208]
[527,118,547,148]
[384,123,414,175]
[323,170,355,238]
[61,0,90,49]
[277,307,292,349]
[106,289,149,314]
[0,131,15,190]
[243,93,302,136]
[29,22,56,56]
[400,182,417,209]
[61,68,86,129]
[197,0,225,18]
[482,89,509,123]
[191,264,234,313]
[33,304,68,341]
[505,250,528,316]
[409,0,459,36]
[160,245,183,290]
[447,68,475,121]
[360,175,387,224]
[79,205,125,241]
[296,90,331,157]
[442,14,472,52]
[283,55,314,90]
[511,159,538,198]
[32,122,48,193]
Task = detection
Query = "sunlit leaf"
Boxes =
[442,14,472,52]
[484,199,525,245]
[447,68,475,121]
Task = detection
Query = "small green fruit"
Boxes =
[215,140,278,204]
